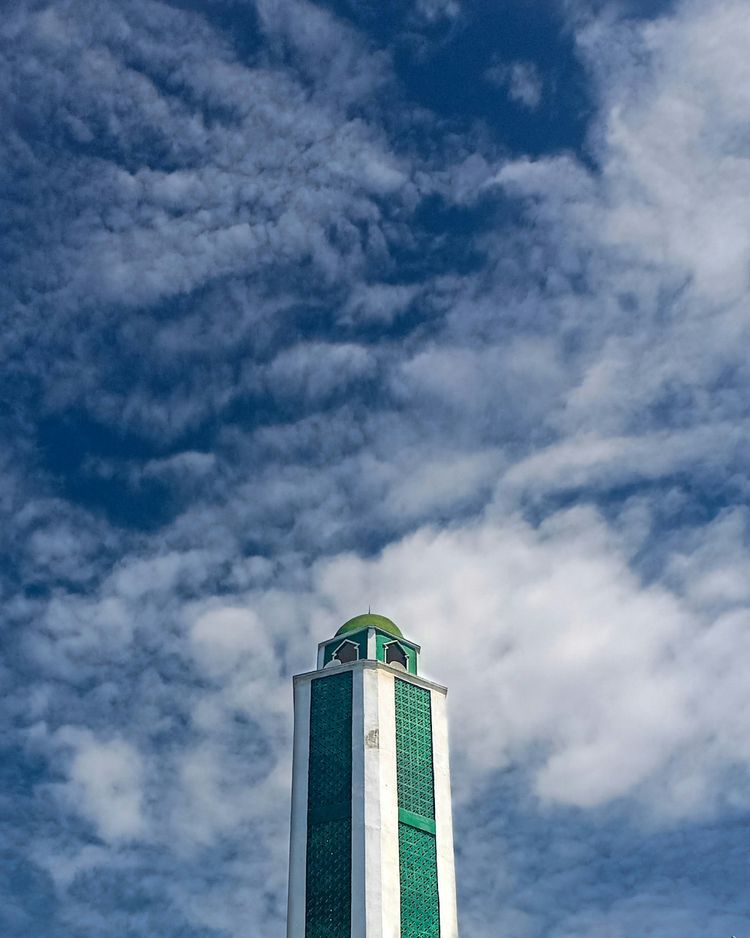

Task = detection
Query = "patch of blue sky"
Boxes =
[392,1,593,157]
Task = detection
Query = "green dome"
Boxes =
[336,613,403,638]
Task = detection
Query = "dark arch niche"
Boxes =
[333,639,359,664]
[385,641,408,669]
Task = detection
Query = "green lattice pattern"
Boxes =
[399,823,440,938]
[395,679,435,819]
[307,671,352,808]
[305,818,352,938]
[305,672,352,938]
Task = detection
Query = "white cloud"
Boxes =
[254,0,392,103]
[485,60,543,110]
[443,0,750,513]
[383,448,503,521]
[496,423,747,507]
[54,730,147,842]
[300,506,750,816]
[342,282,421,324]
[3,0,750,932]
[414,0,461,22]
[586,5,750,304]
[261,342,377,404]
[664,509,750,611]
[190,605,269,678]
[0,0,418,442]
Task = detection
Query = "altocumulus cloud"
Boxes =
[1,0,750,935]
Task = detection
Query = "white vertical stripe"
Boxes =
[361,666,382,938]
[351,668,366,938]
[431,689,459,938]
[287,678,311,938]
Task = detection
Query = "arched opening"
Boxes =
[333,640,359,664]
[385,641,408,670]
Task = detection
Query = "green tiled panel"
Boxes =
[305,818,352,938]
[394,679,435,820]
[395,678,439,938]
[307,672,353,808]
[398,823,440,938]
[305,672,352,938]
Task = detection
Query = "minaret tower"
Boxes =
[286,613,459,938]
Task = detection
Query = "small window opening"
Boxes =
[385,642,408,669]
[334,640,359,664]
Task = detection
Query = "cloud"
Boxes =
[485,60,544,110]
[53,730,147,843]
[2,0,750,934]
[0,0,416,442]
[301,505,750,817]
[254,0,393,101]
[190,606,267,678]
[413,0,461,22]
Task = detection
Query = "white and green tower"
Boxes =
[286,613,459,938]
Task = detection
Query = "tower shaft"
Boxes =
[287,619,458,938]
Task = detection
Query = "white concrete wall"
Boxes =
[355,664,457,938]
[351,664,401,938]
[431,687,459,938]
[351,668,367,937]
[375,666,401,938]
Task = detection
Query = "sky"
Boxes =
[1,0,749,934]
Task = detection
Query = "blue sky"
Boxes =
[2,0,750,934]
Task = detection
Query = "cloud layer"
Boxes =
[2,0,749,934]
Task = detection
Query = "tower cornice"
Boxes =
[293,658,447,695]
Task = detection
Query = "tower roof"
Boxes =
[336,613,403,638]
